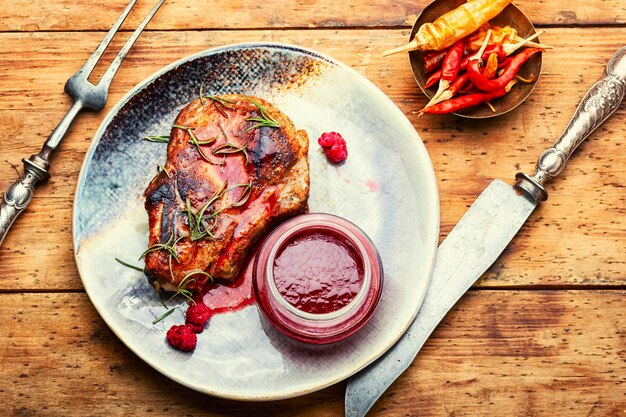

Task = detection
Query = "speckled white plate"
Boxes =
[73,43,439,400]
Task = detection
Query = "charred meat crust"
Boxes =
[143,94,309,292]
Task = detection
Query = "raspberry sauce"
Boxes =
[273,231,364,314]
[253,213,384,344]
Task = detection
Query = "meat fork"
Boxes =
[0,0,164,246]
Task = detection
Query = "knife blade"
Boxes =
[345,45,626,417]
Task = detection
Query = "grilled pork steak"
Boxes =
[143,94,309,292]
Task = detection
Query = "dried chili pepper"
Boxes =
[497,56,512,69]
[468,48,541,92]
[481,53,499,79]
[423,49,448,73]
[469,24,550,51]
[459,29,545,70]
[461,44,506,68]
[426,39,465,106]
[425,44,505,88]
[441,39,465,81]
[420,73,470,111]
[425,69,442,89]
[421,88,507,114]
[468,25,518,51]
[449,73,470,94]
[384,0,513,55]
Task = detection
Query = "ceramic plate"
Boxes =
[73,43,439,400]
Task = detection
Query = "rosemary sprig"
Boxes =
[157,165,172,179]
[184,183,228,241]
[228,181,253,208]
[173,124,223,165]
[185,197,215,241]
[199,83,206,107]
[212,142,249,165]
[139,232,185,262]
[244,98,281,132]
[144,135,170,143]
[115,258,143,272]
[152,307,176,324]
[172,124,214,146]
[166,270,211,305]
[199,84,235,118]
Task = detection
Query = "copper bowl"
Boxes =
[409,0,543,118]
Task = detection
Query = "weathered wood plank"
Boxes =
[0,0,624,32]
[2,291,624,416]
[0,29,624,290]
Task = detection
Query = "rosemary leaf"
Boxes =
[199,83,206,107]
[157,165,172,179]
[228,181,253,208]
[139,232,183,262]
[198,86,234,118]
[184,183,227,241]
[212,142,249,165]
[144,135,170,143]
[115,258,144,272]
[152,307,176,325]
[244,97,281,132]
[173,124,224,165]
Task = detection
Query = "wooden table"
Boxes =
[1,0,624,415]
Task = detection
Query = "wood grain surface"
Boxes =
[0,0,624,415]
[1,0,625,31]
[3,291,625,416]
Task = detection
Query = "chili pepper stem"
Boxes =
[503,30,545,55]
[422,89,454,110]
[425,79,451,108]
[469,29,493,63]
[485,101,497,112]
[513,36,553,49]
[383,39,419,57]
[515,74,536,83]
[505,79,518,92]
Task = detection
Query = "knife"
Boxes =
[345,46,626,417]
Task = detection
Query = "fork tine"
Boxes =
[74,0,138,79]
[99,0,166,87]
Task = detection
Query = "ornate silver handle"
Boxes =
[0,101,83,247]
[0,156,51,246]
[516,46,626,202]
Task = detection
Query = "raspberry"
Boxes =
[317,132,348,163]
[318,131,343,149]
[185,302,213,333]
[166,324,197,352]
[325,141,348,163]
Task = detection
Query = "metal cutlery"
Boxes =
[0,0,165,246]
[345,45,626,417]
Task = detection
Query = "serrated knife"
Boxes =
[345,46,626,417]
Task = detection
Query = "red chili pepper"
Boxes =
[425,69,442,88]
[460,44,505,70]
[449,72,470,95]
[481,53,499,79]
[421,88,506,114]
[497,57,512,69]
[441,39,465,81]
[423,49,448,73]
[468,48,541,93]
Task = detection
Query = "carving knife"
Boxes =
[345,46,626,417]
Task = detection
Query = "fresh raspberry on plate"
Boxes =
[185,302,213,333]
[166,324,197,352]
[317,132,348,163]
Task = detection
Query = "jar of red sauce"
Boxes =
[253,213,383,344]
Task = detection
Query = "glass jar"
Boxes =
[253,213,384,344]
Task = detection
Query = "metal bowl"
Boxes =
[409,0,543,118]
